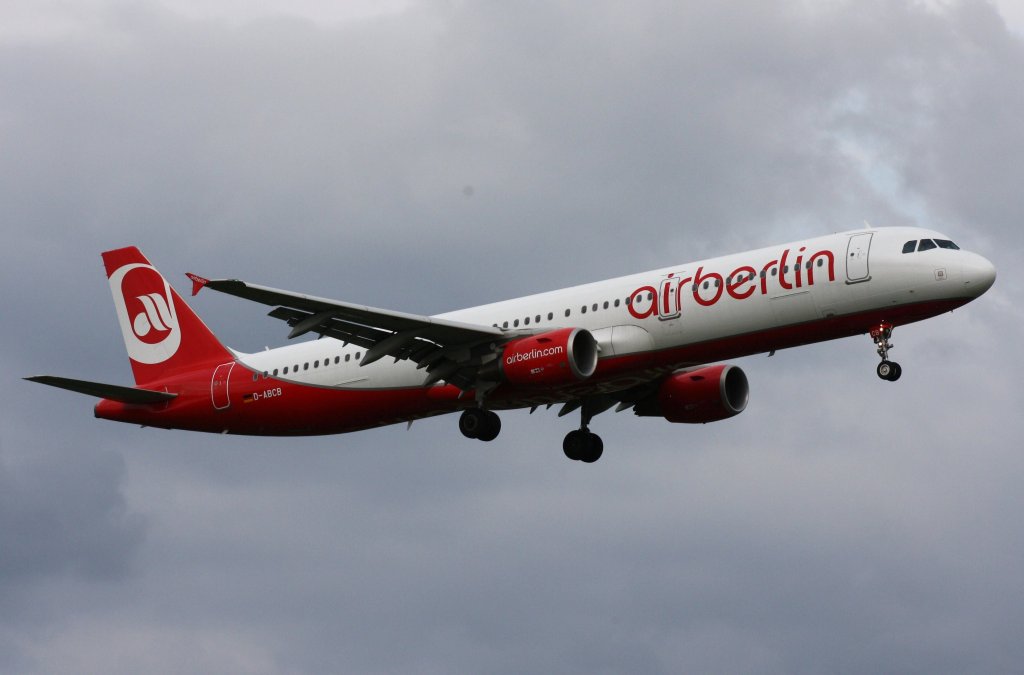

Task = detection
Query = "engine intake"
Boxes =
[492,328,598,386]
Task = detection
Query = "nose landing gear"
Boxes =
[870,322,902,382]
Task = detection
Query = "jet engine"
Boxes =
[637,364,749,423]
[489,327,598,386]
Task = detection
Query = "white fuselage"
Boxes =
[235,226,994,394]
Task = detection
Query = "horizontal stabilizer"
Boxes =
[25,375,177,404]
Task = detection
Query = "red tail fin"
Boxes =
[102,247,233,385]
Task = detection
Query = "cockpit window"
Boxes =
[935,239,960,250]
[917,239,937,252]
[902,240,916,254]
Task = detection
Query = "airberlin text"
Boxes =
[506,346,564,365]
[628,247,835,320]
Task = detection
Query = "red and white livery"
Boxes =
[27,226,996,463]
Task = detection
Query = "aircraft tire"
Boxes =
[579,433,604,464]
[459,409,485,439]
[563,430,603,463]
[477,410,501,442]
[563,429,586,461]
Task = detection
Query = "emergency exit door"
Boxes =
[211,362,234,410]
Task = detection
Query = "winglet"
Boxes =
[186,273,209,297]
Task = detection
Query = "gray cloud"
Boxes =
[2,0,1022,673]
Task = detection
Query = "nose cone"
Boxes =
[961,253,997,297]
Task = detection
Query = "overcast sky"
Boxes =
[2,1,1022,673]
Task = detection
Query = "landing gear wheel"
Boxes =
[477,410,501,442]
[459,408,501,441]
[562,429,604,463]
[580,434,604,464]
[563,429,586,461]
[877,360,902,382]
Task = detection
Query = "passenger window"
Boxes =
[502,321,508,328]
[565,309,571,317]
[614,299,620,307]
[303,363,309,371]
[273,368,279,376]
[335,356,340,364]
[935,239,960,250]
[314,360,319,368]
[547,312,553,320]
[581,306,587,314]
[603,301,609,309]
[918,239,937,251]
[283,367,289,374]
[535,315,541,323]
[524,317,530,325]
[647,292,654,301]
[252,373,258,381]
[514,319,520,327]
[345,354,350,362]
[592,303,598,311]
[902,240,917,254]
[355,352,361,359]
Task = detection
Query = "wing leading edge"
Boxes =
[189,275,510,391]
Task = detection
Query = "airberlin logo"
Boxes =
[506,346,564,365]
[628,246,836,320]
[109,263,182,364]
[132,293,174,341]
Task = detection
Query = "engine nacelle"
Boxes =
[656,364,749,424]
[494,327,598,386]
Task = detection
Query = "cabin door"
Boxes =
[845,232,874,283]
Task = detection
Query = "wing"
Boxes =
[187,274,511,391]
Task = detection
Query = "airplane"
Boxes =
[26,226,995,463]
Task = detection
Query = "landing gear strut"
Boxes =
[459,408,501,442]
[870,322,902,382]
[562,402,604,463]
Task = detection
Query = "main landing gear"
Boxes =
[458,401,606,463]
[459,408,501,442]
[562,403,604,464]
[870,322,902,382]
